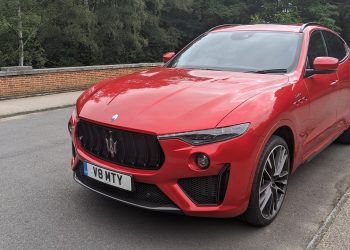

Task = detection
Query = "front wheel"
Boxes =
[242,135,290,226]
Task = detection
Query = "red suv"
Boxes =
[69,23,350,226]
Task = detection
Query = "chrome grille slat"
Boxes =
[77,120,164,170]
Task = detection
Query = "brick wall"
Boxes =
[0,63,161,100]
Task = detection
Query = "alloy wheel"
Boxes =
[259,145,289,220]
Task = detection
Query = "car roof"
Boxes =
[210,24,327,33]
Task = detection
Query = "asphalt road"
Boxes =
[1,108,350,250]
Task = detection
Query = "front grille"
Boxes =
[77,120,164,170]
[178,165,230,205]
[75,163,177,209]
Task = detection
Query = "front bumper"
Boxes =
[73,166,182,214]
[71,135,261,218]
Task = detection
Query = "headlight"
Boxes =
[158,123,250,145]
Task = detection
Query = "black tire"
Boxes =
[242,135,290,227]
[336,127,350,144]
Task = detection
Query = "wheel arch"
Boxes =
[272,126,295,172]
[255,118,300,176]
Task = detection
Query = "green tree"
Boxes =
[91,0,148,64]
[333,0,350,44]
[1,0,349,68]
[137,0,178,61]
[38,0,98,67]
[249,0,301,24]
[193,0,250,28]
[299,0,339,30]
[0,0,44,67]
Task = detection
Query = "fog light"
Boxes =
[196,153,210,169]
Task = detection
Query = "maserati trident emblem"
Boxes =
[105,131,117,157]
[111,114,119,121]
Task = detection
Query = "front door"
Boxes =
[322,30,350,127]
[303,30,339,158]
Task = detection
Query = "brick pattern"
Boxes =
[0,67,151,99]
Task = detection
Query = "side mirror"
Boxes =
[163,52,175,63]
[306,57,339,77]
[314,57,339,71]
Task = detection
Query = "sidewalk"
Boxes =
[314,192,350,249]
[0,91,82,118]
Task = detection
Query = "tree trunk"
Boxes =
[18,4,24,66]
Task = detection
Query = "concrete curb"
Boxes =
[306,192,350,249]
[0,104,74,120]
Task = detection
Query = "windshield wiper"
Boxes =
[248,69,288,74]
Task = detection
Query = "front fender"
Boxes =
[217,83,308,200]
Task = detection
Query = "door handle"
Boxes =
[330,80,339,86]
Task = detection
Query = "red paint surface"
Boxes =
[69,24,350,217]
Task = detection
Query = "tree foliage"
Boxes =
[0,0,44,67]
[0,0,349,68]
[39,0,98,67]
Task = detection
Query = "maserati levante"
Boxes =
[68,23,350,226]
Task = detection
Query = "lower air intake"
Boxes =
[178,165,230,205]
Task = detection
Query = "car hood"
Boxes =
[77,67,289,134]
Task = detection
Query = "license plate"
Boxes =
[83,162,133,191]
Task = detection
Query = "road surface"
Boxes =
[1,108,350,249]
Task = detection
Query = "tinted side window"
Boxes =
[308,31,327,69]
[323,31,347,61]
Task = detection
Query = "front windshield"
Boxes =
[168,31,302,73]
